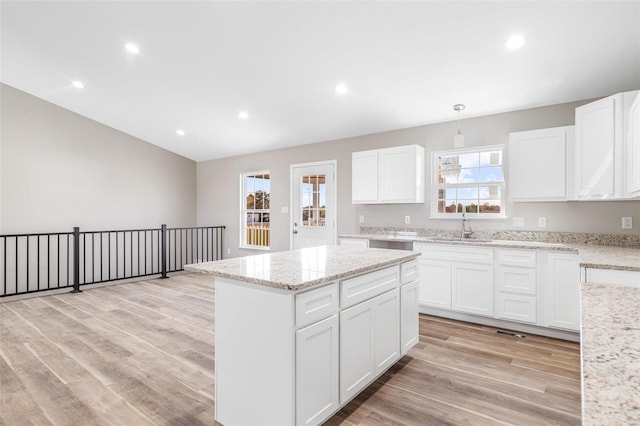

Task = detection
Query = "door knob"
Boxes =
[292,230,298,234]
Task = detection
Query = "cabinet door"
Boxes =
[496,293,537,324]
[451,263,494,317]
[545,253,580,331]
[626,93,640,197]
[400,281,419,355]
[417,258,452,310]
[340,298,375,404]
[575,96,617,199]
[379,146,425,203]
[296,315,339,426]
[352,151,379,203]
[373,290,400,374]
[509,127,572,201]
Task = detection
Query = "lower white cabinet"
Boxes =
[296,315,339,426]
[414,244,580,335]
[417,258,452,309]
[400,281,419,354]
[451,262,494,317]
[584,267,640,288]
[496,293,537,324]
[545,252,581,331]
[340,289,399,404]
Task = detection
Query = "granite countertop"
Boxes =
[340,234,640,272]
[185,245,420,292]
[580,282,640,425]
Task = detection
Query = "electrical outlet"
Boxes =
[227,248,231,255]
[359,215,365,224]
[622,217,633,229]
[404,216,411,224]
[512,217,525,227]
[538,217,547,228]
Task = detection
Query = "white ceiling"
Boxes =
[2,1,639,162]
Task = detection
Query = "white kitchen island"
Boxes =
[186,245,420,426]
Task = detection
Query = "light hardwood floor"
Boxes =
[0,274,581,425]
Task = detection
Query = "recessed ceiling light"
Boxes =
[125,43,140,54]
[504,34,526,50]
[71,81,84,89]
[335,83,348,95]
[238,111,249,120]
[176,129,185,136]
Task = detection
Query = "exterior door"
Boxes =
[291,161,336,250]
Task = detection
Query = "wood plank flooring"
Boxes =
[0,273,581,425]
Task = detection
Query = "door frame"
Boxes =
[289,160,338,250]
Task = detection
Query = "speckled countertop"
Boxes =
[185,245,419,292]
[580,283,640,425]
[340,234,640,272]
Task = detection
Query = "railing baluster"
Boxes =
[72,227,81,293]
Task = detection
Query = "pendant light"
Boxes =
[453,103,465,148]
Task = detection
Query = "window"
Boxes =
[431,146,505,218]
[300,174,326,227]
[241,171,270,249]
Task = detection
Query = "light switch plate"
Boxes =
[359,215,365,224]
[622,217,633,229]
[538,217,547,228]
[281,206,289,214]
[404,216,411,224]
[512,217,525,227]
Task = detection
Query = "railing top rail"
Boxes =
[167,226,226,230]
[79,228,161,234]
[0,232,74,238]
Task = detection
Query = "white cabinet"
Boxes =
[508,126,574,201]
[416,258,451,309]
[625,93,640,198]
[414,243,494,316]
[340,289,399,404]
[495,249,537,324]
[296,315,339,426]
[352,151,379,203]
[338,237,369,248]
[575,90,639,200]
[584,268,640,288]
[544,252,580,331]
[451,262,494,317]
[400,260,419,355]
[352,145,425,204]
[400,281,419,354]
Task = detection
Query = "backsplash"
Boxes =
[359,227,640,248]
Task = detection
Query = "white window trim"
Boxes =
[239,169,271,251]
[430,145,507,219]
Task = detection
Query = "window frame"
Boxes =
[430,145,506,219]
[239,170,271,250]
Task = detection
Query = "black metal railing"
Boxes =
[0,224,224,298]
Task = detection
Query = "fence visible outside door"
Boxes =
[290,161,336,250]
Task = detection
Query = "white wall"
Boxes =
[198,98,640,258]
[0,84,197,234]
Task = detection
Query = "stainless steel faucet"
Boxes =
[460,212,473,238]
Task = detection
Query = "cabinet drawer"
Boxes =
[497,249,537,267]
[341,266,399,309]
[339,238,370,248]
[400,260,418,285]
[414,243,493,264]
[497,266,537,295]
[296,283,339,328]
[497,293,537,324]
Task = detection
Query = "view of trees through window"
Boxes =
[301,174,326,226]
[243,172,270,247]
[434,149,504,215]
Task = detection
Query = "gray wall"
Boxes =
[0,84,197,234]
[198,99,640,258]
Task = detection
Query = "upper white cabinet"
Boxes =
[575,90,639,200]
[625,93,640,198]
[508,126,575,201]
[352,145,425,204]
